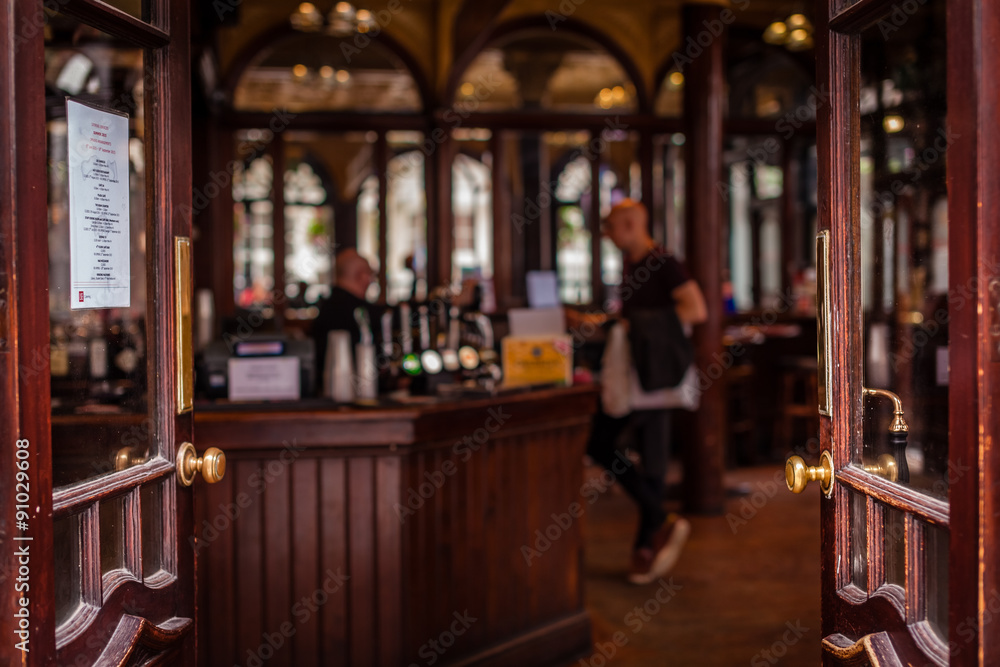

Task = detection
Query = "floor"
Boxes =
[576,464,823,666]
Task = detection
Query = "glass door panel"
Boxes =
[857,0,949,500]
[45,17,154,486]
[44,12,180,651]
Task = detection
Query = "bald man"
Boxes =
[587,199,706,585]
[310,249,381,391]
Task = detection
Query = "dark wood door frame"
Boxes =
[816,0,999,663]
[0,0,196,663]
[1,0,60,660]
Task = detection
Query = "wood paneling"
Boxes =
[195,386,596,666]
[681,3,726,514]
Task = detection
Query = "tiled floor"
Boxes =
[577,465,823,666]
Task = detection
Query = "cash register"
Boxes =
[198,335,316,401]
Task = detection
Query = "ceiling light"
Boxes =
[763,21,788,45]
[763,13,814,51]
[291,2,375,37]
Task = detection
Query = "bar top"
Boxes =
[194,383,598,451]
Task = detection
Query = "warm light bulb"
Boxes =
[319,65,334,79]
[669,71,684,87]
[293,64,308,78]
[786,13,809,29]
[763,21,788,44]
[335,69,350,83]
[611,85,625,102]
[298,2,316,14]
[460,82,475,97]
[883,115,905,133]
[598,88,613,102]
[335,2,352,13]
[355,9,371,32]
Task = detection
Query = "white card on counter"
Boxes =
[67,99,131,309]
[228,357,301,402]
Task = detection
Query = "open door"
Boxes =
[788,0,1000,664]
[0,0,216,664]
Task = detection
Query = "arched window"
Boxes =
[452,151,493,283]
[385,148,427,303]
[283,158,333,312]
[233,32,422,113]
[221,30,427,316]
[232,149,275,310]
[447,22,643,309]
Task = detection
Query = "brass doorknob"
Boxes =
[786,450,833,495]
[176,442,226,486]
[863,454,899,482]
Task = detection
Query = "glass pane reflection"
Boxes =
[54,513,83,626]
[884,506,906,588]
[46,15,154,487]
[858,1,949,500]
[100,495,126,576]
[851,490,868,590]
[925,523,949,641]
[141,483,163,577]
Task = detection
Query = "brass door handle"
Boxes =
[786,450,833,495]
[176,442,226,486]
[863,454,899,482]
[863,387,909,483]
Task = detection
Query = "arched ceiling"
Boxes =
[211,0,814,108]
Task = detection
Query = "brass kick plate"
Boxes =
[175,237,193,414]
[816,231,832,416]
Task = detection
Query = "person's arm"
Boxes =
[672,279,707,325]
[563,307,611,329]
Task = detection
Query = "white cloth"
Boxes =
[600,323,633,417]
[599,322,701,415]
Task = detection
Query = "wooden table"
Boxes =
[193,384,598,667]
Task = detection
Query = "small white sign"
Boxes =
[67,99,130,309]
[936,346,949,386]
[228,357,301,401]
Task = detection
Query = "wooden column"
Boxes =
[588,143,602,305]
[427,123,454,291]
[519,134,550,275]
[682,1,726,514]
[639,129,656,240]
[271,133,287,306]
[376,132,389,301]
[780,139,797,299]
[491,131,514,311]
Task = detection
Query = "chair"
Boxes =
[773,356,820,459]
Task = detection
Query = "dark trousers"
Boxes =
[586,407,672,550]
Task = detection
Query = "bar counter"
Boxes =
[193,383,598,667]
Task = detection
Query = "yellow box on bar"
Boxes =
[501,335,573,388]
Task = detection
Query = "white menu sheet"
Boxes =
[67,99,130,309]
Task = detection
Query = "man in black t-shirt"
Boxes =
[310,249,382,392]
[586,199,706,585]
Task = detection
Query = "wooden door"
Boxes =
[1,0,203,664]
[792,0,1000,664]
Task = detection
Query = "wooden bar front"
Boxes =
[193,385,598,667]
